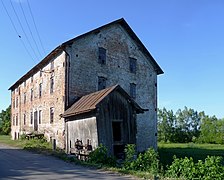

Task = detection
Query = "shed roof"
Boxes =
[9,18,163,90]
[62,85,146,118]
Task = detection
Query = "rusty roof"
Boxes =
[9,18,163,90]
[62,85,145,118]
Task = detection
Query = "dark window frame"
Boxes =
[130,83,136,99]
[39,83,42,98]
[98,76,106,90]
[30,112,33,125]
[39,110,42,124]
[129,57,137,74]
[98,47,106,64]
[50,77,54,94]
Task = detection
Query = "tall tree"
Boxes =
[0,105,11,135]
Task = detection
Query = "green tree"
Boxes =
[0,105,11,135]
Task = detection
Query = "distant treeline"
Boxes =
[0,106,11,135]
[158,107,224,144]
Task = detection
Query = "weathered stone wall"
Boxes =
[66,24,158,151]
[11,52,66,148]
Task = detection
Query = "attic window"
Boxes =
[98,76,106,90]
[98,47,106,64]
[129,57,137,73]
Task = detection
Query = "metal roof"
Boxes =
[62,85,145,118]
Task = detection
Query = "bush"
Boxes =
[166,155,224,180]
[88,144,116,166]
[124,144,159,175]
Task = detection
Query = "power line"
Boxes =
[19,0,43,58]
[1,0,36,63]
[27,0,46,55]
[10,0,39,60]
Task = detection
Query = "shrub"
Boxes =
[88,144,116,166]
[166,155,224,180]
[124,145,159,175]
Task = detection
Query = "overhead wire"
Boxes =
[27,0,46,55]
[18,0,43,58]
[0,0,36,63]
[9,0,39,61]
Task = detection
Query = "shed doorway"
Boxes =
[112,120,124,158]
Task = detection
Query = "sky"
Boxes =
[0,0,224,118]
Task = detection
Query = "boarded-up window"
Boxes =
[129,57,137,73]
[98,76,106,90]
[50,107,54,123]
[98,47,106,64]
[130,83,136,99]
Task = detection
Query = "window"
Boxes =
[31,75,33,83]
[31,89,33,101]
[24,93,26,104]
[98,76,106,90]
[98,47,106,64]
[13,115,15,126]
[51,61,54,70]
[39,83,42,97]
[24,113,26,125]
[16,97,18,108]
[13,99,15,109]
[30,112,33,124]
[16,114,18,126]
[40,69,42,77]
[50,78,54,94]
[50,107,54,123]
[129,57,137,73]
[24,80,26,87]
[39,110,42,124]
[130,83,136,99]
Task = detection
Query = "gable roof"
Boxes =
[9,18,163,90]
[62,85,146,118]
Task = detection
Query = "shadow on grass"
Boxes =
[158,146,224,168]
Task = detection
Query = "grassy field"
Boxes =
[158,142,224,168]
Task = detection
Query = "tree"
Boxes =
[0,105,11,135]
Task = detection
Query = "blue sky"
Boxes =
[0,0,224,118]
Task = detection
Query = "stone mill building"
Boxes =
[9,18,163,155]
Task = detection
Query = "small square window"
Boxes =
[98,47,106,64]
[130,83,136,99]
[129,57,137,73]
[98,76,106,90]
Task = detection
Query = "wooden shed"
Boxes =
[62,85,146,157]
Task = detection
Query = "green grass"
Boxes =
[158,143,224,168]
